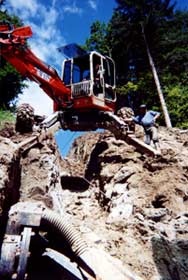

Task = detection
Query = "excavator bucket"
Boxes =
[0,21,32,39]
[12,26,33,38]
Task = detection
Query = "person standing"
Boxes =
[133,104,160,150]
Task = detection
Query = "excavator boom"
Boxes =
[0,22,71,109]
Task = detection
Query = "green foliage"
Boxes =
[110,0,175,80]
[0,109,15,129]
[83,20,111,55]
[164,84,188,128]
[158,11,188,127]
[0,10,26,109]
[160,11,188,76]
[116,82,138,95]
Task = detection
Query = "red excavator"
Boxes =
[0,21,159,156]
[0,21,115,128]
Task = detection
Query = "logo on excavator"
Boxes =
[36,68,51,81]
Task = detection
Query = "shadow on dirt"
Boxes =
[152,235,188,280]
[61,176,89,192]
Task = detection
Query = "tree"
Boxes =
[111,0,176,127]
[159,10,188,128]
[160,11,188,79]
[84,5,188,128]
[0,8,26,109]
[141,21,172,127]
[83,20,110,55]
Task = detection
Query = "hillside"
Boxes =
[0,124,188,279]
[62,127,188,280]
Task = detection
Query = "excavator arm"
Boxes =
[0,22,71,109]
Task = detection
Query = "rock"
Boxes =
[114,166,135,183]
[126,173,141,188]
[143,208,168,222]
[104,183,114,199]
[0,137,21,219]
[15,103,34,133]
[111,193,129,208]
[134,213,145,222]
[101,164,121,183]
[112,183,128,195]
[174,215,188,234]
[107,204,133,223]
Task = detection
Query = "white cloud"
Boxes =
[28,20,66,68]
[8,0,39,18]
[18,81,53,116]
[52,0,57,7]
[8,0,38,13]
[6,0,67,116]
[6,1,65,66]
[63,2,83,14]
[88,0,97,10]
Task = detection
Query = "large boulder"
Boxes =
[15,103,34,133]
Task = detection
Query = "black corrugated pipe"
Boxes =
[41,209,88,256]
[40,209,96,278]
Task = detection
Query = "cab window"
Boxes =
[103,59,115,87]
[72,55,90,83]
[63,60,71,85]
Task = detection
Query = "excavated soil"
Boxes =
[0,124,188,280]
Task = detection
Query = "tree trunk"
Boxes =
[141,24,172,128]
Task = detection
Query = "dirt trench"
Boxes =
[0,127,139,280]
[0,125,188,280]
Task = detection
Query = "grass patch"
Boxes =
[0,110,15,130]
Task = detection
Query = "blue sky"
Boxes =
[4,0,188,156]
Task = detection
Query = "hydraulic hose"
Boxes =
[41,209,88,257]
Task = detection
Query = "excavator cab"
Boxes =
[61,48,116,112]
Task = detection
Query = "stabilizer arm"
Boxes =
[37,110,161,157]
[98,111,161,157]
